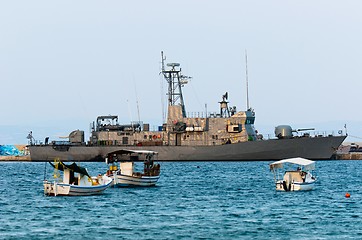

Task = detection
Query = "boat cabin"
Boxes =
[105,149,160,177]
[283,170,306,183]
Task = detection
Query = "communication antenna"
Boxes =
[205,103,207,118]
[133,76,141,125]
[160,51,166,123]
[245,49,250,110]
[126,99,133,128]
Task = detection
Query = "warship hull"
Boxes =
[28,135,346,161]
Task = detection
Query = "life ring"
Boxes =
[157,134,161,139]
[152,135,157,139]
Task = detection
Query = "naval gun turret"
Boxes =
[69,130,85,144]
[275,125,315,139]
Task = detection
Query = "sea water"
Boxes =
[0,161,361,239]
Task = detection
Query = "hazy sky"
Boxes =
[1,0,361,144]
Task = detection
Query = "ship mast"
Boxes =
[161,51,190,118]
[245,49,250,110]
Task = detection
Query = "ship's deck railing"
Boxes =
[261,130,344,140]
[29,140,72,146]
[186,112,232,118]
[186,112,207,118]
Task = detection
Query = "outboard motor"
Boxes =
[282,180,291,191]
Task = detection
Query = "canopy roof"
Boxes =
[49,162,90,178]
[269,157,315,171]
[105,149,158,164]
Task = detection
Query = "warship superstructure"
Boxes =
[28,53,346,161]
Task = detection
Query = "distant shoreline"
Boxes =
[333,153,362,160]
[0,155,31,161]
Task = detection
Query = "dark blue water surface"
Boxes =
[1,160,362,239]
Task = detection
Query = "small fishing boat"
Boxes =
[105,149,160,187]
[269,157,316,191]
[43,161,112,196]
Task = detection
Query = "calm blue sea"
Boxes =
[0,160,361,239]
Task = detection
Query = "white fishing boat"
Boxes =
[105,149,160,187]
[269,157,317,191]
[43,161,112,196]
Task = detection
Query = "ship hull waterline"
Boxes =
[28,135,346,161]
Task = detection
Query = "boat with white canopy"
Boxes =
[269,157,316,191]
[105,149,160,187]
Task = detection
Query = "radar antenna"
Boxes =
[161,52,191,117]
[219,92,230,118]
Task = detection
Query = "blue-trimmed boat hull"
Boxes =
[111,174,160,187]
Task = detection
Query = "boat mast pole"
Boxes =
[43,162,47,181]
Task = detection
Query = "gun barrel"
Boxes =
[296,128,315,132]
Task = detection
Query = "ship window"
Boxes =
[215,135,218,140]
[232,124,242,132]
[149,135,152,140]
[144,135,147,139]
[245,119,255,124]
[122,137,128,145]
[130,155,139,161]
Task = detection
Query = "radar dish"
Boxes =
[222,92,228,101]
[167,63,180,67]
[180,79,188,85]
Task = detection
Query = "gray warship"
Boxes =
[28,53,346,161]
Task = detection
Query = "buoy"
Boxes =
[345,192,351,198]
